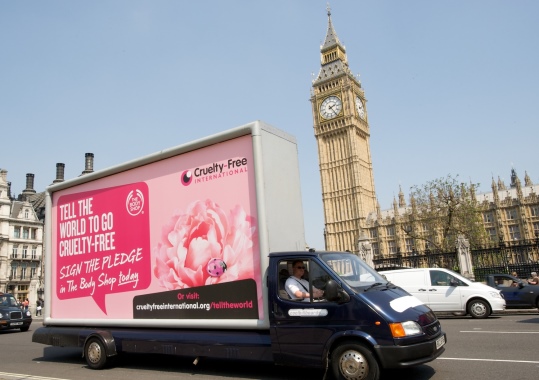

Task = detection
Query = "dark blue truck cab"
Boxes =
[33,251,445,380]
[269,251,446,379]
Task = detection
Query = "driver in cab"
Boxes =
[285,260,324,301]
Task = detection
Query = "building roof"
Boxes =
[366,182,538,225]
[477,184,539,204]
[313,8,355,85]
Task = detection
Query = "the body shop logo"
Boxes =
[181,158,248,186]
[126,189,144,216]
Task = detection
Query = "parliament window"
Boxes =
[405,238,414,253]
[508,225,520,240]
[506,209,517,220]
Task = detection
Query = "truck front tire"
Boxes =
[331,343,379,380]
[84,337,108,369]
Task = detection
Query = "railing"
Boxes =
[374,250,459,271]
[472,239,539,281]
[373,238,539,282]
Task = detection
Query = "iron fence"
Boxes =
[472,239,539,282]
[374,250,459,272]
[373,238,539,282]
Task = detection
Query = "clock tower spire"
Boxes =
[311,6,377,252]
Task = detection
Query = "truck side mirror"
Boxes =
[325,280,349,303]
[325,280,338,300]
[449,279,458,287]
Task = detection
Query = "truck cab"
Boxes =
[268,251,446,380]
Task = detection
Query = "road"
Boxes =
[0,312,538,380]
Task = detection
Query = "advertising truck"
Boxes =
[32,121,446,380]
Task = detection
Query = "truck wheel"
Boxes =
[85,337,108,369]
[331,343,379,380]
[467,299,490,319]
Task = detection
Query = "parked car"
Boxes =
[0,292,32,332]
[379,268,505,319]
[484,273,539,310]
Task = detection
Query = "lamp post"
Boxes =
[5,274,13,293]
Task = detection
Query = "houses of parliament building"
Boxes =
[311,9,539,256]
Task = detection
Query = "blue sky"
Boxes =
[1,1,538,250]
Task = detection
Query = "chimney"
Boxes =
[80,153,94,175]
[25,173,36,192]
[21,173,37,201]
[53,163,65,184]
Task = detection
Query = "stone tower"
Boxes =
[310,7,377,251]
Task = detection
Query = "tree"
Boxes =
[402,175,487,251]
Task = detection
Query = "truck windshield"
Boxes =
[319,252,387,291]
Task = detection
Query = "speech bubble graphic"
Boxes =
[55,182,151,314]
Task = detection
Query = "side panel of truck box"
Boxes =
[42,121,305,330]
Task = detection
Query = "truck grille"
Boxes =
[424,321,442,337]
[10,311,22,320]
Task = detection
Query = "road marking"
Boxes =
[0,372,70,380]
[439,358,539,364]
[460,330,539,334]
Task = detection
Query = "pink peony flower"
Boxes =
[153,199,259,290]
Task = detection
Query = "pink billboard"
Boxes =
[51,135,261,320]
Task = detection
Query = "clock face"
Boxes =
[319,96,343,119]
[355,96,365,118]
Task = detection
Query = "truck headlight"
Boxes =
[25,310,32,317]
[389,321,422,337]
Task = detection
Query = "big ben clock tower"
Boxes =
[311,7,377,251]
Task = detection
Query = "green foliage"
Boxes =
[402,174,488,251]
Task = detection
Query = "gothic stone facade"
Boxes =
[311,10,377,252]
[364,170,538,257]
[311,11,538,256]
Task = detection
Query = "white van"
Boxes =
[379,268,505,318]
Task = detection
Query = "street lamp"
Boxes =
[5,274,13,293]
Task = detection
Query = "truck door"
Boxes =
[427,269,462,311]
[270,259,350,367]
